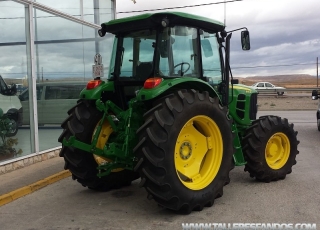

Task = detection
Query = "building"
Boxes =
[0,0,115,166]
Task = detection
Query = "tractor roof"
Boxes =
[102,12,225,35]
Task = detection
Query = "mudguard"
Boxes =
[136,78,220,101]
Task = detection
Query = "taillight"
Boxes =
[143,77,162,89]
[86,80,102,89]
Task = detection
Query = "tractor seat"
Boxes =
[136,62,153,80]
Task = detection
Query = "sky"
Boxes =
[115,0,320,78]
[0,0,320,80]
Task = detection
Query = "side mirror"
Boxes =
[241,31,251,51]
[3,83,17,96]
[8,83,17,95]
[312,90,319,100]
[231,79,239,84]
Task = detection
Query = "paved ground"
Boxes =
[0,110,319,229]
[0,157,65,195]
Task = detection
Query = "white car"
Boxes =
[251,82,285,95]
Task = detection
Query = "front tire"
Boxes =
[58,99,139,191]
[134,89,235,213]
[242,115,299,182]
[5,118,18,137]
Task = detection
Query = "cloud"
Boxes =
[1,0,320,80]
[115,0,320,77]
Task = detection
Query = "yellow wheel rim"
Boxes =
[174,115,223,190]
[92,119,123,172]
[265,132,290,170]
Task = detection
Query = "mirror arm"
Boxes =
[226,27,248,34]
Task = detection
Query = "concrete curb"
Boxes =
[0,170,71,207]
[0,148,61,175]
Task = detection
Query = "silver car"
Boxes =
[251,82,286,96]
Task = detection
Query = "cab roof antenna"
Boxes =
[224,0,226,26]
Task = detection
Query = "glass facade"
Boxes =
[0,0,114,162]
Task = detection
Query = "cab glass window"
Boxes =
[200,32,221,84]
[159,26,200,78]
[119,30,156,79]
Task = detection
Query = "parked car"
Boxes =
[15,84,27,95]
[312,90,320,131]
[251,82,285,95]
[19,81,86,125]
[0,75,23,136]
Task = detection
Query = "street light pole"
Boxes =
[94,0,100,55]
[224,0,226,26]
[317,57,318,88]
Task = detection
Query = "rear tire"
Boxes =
[317,118,320,131]
[242,115,299,182]
[134,89,234,213]
[58,99,139,191]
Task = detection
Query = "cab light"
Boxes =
[86,80,102,89]
[144,77,163,89]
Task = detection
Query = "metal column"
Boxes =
[25,2,39,154]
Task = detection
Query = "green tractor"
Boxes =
[59,12,299,213]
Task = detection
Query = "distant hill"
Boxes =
[242,74,315,82]
[239,74,318,88]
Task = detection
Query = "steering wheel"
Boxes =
[173,62,190,76]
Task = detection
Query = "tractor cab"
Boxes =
[109,26,221,82]
[98,12,250,108]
